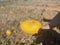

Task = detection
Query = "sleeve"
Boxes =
[49,12,60,28]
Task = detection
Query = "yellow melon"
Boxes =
[53,27,60,31]
[20,20,42,35]
[6,30,11,36]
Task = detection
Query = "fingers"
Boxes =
[42,24,50,29]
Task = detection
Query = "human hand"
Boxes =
[42,24,50,29]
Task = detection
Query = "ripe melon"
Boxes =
[20,20,42,35]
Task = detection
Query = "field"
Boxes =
[0,0,60,45]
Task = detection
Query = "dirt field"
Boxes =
[0,0,60,45]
